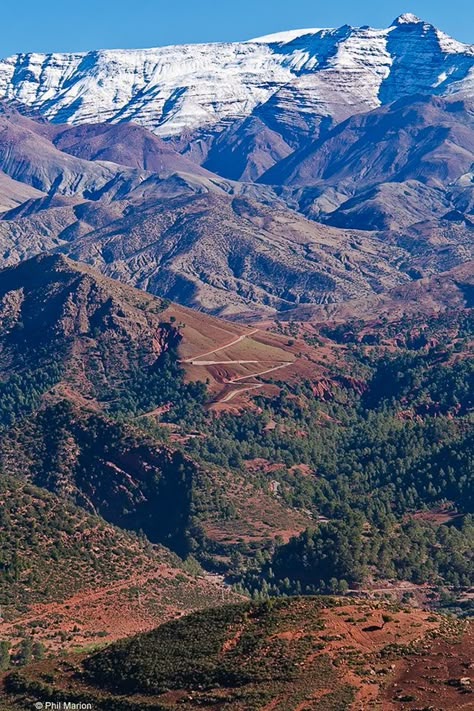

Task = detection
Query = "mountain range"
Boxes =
[0,14,471,318]
[0,12,472,710]
[1,14,473,143]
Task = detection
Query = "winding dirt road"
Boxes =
[182,328,292,404]
[230,362,292,382]
[220,384,264,403]
[181,329,259,363]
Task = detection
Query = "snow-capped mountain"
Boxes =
[0,14,472,139]
[0,16,471,318]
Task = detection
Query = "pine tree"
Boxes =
[17,637,33,666]
[32,641,45,661]
[0,641,10,671]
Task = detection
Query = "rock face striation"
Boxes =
[0,16,471,318]
[0,15,472,143]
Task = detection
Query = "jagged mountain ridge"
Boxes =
[0,16,471,318]
[0,99,471,317]
[0,104,414,315]
[0,14,472,145]
[260,94,474,189]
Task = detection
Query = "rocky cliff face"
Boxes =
[0,15,472,143]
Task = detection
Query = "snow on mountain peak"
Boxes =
[392,13,424,25]
[0,18,472,139]
[248,28,323,44]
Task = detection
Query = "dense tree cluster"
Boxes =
[184,317,473,592]
[108,349,208,423]
[0,361,63,429]
[239,513,474,596]
[0,307,472,600]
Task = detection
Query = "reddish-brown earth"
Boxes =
[0,565,233,655]
[2,599,469,711]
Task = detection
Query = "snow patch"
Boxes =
[248,28,324,44]
[392,13,423,25]
[0,19,472,138]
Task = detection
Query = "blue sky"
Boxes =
[1,0,472,56]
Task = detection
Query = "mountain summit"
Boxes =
[392,12,424,24]
[0,17,472,142]
[0,19,471,318]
